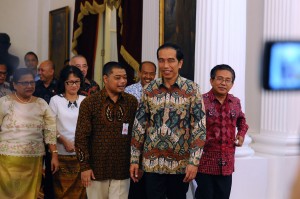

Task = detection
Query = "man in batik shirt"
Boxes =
[125,61,156,199]
[69,55,100,96]
[125,61,156,103]
[130,43,206,199]
[195,64,249,199]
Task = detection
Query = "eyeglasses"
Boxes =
[65,81,81,86]
[214,76,233,84]
[17,81,36,86]
[0,71,7,76]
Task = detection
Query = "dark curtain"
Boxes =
[117,0,143,86]
[72,0,104,80]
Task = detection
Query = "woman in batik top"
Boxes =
[0,68,58,198]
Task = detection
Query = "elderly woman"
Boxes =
[49,65,86,198]
[0,68,59,198]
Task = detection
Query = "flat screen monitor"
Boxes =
[263,41,300,90]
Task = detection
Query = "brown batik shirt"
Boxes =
[75,88,138,180]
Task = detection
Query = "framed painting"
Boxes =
[49,6,69,78]
[159,0,196,81]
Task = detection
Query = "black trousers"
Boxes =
[144,172,189,199]
[195,173,232,199]
[43,148,55,199]
[128,175,147,199]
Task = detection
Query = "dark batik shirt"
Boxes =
[75,89,138,180]
[131,76,206,174]
[33,78,58,104]
[79,78,100,96]
[198,89,249,175]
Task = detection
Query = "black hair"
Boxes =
[24,51,38,62]
[12,68,34,83]
[57,65,84,94]
[139,61,157,72]
[102,61,125,76]
[156,43,184,61]
[210,64,236,83]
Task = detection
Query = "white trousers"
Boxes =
[86,178,130,199]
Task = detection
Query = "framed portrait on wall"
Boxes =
[159,0,196,81]
[49,6,69,78]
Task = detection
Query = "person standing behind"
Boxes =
[195,64,249,199]
[49,66,87,199]
[0,33,19,81]
[69,55,100,96]
[0,68,59,198]
[130,43,206,199]
[0,63,12,97]
[33,60,58,199]
[75,61,138,199]
[125,61,156,102]
[125,61,156,199]
[34,60,58,104]
[24,51,39,81]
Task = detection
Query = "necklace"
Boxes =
[14,92,32,104]
[64,94,79,109]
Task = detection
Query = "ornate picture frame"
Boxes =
[49,6,69,78]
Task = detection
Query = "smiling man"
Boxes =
[75,61,138,199]
[125,61,156,103]
[130,43,206,199]
[195,64,249,199]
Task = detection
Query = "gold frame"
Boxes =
[158,0,197,81]
[159,0,165,45]
[49,6,69,78]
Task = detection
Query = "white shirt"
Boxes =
[49,94,85,155]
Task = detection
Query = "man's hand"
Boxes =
[183,164,198,182]
[130,164,139,182]
[235,135,244,147]
[81,169,95,187]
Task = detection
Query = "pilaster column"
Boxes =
[194,0,254,157]
[250,0,300,156]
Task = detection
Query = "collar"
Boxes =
[157,75,182,89]
[101,87,125,102]
[206,89,233,103]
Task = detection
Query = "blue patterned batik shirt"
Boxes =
[125,82,143,103]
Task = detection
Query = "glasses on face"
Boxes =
[0,71,7,76]
[214,76,233,84]
[65,81,81,86]
[17,81,36,86]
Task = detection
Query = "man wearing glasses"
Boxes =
[195,64,249,199]
[0,63,12,97]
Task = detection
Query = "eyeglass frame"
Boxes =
[65,80,81,86]
[213,76,233,84]
[16,81,36,86]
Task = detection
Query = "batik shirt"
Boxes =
[0,82,12,98]
[75,89,138,180]
[131,76,206,174]
[125,81,143,102]
[79,78,100,96]
[198,89,249,175]
[0,95,56,157]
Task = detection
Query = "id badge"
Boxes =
[122,123,129,135]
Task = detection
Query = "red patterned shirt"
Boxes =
[198,89,248,175]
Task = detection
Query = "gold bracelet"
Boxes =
[51,150,58,154]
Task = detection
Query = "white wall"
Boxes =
[0,0,75,67]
